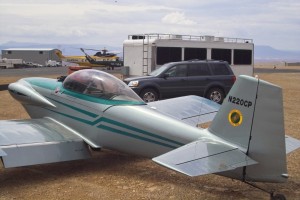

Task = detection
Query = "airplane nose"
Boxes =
[8,80,55,108]
[8,82,29,97]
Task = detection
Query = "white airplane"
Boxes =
[0,69,299,200]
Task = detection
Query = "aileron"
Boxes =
[0,118,91,168]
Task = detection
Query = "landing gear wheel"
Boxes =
[206,87,225,104]
[271,194,286,200]
[140,89,158,102]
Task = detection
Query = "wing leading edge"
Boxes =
[153,136,257,176]
[0,118,91,168]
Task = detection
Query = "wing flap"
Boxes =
[0,118,91,168]
[153,139,257,176]
[148,96,220,127]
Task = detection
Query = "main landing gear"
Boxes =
[243,181,286,200]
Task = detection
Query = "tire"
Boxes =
[271,194,286,200]
[206,87,225,104]
[140,88,159,102]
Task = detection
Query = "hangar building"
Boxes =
[1,48,61,66]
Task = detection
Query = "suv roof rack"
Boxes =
[186,59,227,63]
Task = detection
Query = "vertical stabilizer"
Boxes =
[209,75,258,149]
[209,75,288,182]
[55,50,65,58]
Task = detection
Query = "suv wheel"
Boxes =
[140,89,158,102]
[206,87,225,104]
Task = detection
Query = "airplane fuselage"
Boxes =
[5,69,300,192]
[8,77,207,158]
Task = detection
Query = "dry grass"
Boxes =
[0,74,60,120]
[0,69,299,199]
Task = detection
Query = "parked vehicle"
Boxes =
[26,62,43,68]
[46,60,61,67]
[124,60,236,103]
[0,58,24,69]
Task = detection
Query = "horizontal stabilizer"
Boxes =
[286,136,300,154]
[148,96,220,127]
[153,139,257,176]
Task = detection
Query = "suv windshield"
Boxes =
[63,69,144,103]
[149,63,173,76]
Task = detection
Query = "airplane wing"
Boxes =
[147,96,220,127]
[285,135,300,154]
[152,138,257,176]
[0,118,91,168]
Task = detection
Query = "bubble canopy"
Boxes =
[63,69,145,105]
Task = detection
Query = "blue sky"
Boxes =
[0,0,299,50]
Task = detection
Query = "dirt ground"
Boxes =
[0,66,300,200]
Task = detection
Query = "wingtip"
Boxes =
[0,148,7,157]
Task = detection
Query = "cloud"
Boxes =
[161,12,197,25]
[0,0,300,50]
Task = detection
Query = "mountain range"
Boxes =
[0,41,299,61]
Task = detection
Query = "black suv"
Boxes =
[124,60,236,103]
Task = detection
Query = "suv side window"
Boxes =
[209,63,230,75]
[165,64,187,77]
[188,63,210,76]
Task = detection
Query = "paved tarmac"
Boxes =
[0,66,68,77]
[0,67,68,91]
[1,66,299,77]
[1,67,299,91]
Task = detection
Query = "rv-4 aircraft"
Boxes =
[55,48,121,67]
[1,69,300,199]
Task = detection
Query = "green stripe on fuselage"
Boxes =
[98,124,177,149]
[45,107,182,148]
[47,97,98,118]
[100,117,184,146]
[44,108,100,125]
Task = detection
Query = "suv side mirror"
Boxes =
[163,73,170,79]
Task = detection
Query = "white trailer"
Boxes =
[123,34,254,76]
[0,58,24,69]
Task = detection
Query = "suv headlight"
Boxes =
[128,80,139,87]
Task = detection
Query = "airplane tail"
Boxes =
[208,75,297,182]
[153,75,300,183]
[55,50,65,58]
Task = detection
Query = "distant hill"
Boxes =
[0,41,299,61]
[254,45,300,61]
